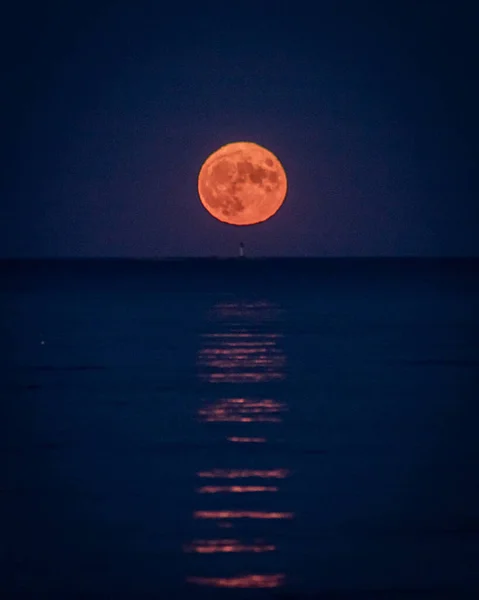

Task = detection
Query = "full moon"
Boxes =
[198,141,287,226]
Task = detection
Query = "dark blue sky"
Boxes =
[2,1,477,257]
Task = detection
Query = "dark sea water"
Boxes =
[1,258,478,599]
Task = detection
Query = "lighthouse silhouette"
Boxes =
[239,242,245,258]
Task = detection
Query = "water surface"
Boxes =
[1,259,478,598]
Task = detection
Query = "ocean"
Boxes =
[1,258,478,599]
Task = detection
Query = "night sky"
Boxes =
[2,1,477,257]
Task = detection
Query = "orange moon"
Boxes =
[198,141,287,226]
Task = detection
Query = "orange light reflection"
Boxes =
[187,574,284,588]
[228,436,266,443]
[220,341,277,347]
[197,469,289,479]
[184,539,276,554]
[197,331,286,383]
[201,414,281,423]
[201,348,275,356]
[194,510,293,520]
[206,373,284,382]
[197,485,278,494]
[199,398,286,423]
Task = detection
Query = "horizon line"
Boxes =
[1,255,478,261]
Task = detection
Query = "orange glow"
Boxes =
[184,539,275,554]
[194,510,294,520]
[197,469,290,479]
[198,398,286,423]
[187,574,284,588]
[197,330,286,383]
[205,398,283,408]
[199,348,284,361]
[204,373,284,383]
[220,341,277,346]
[198,141,287,226]
[227,436,266,443]
[202,348,271,356]
[197,485,278,494]
[199,414,281,423]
